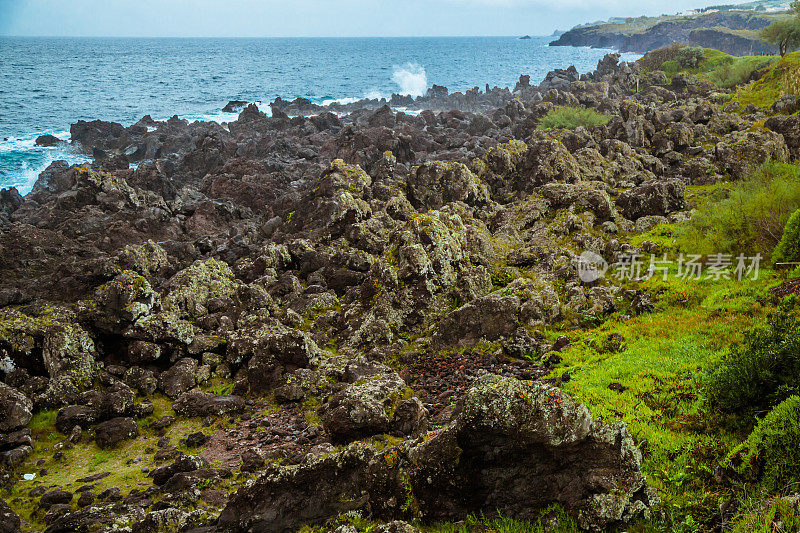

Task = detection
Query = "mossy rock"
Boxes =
[163,258,238,319]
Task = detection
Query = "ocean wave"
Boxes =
[0,131,90,194]
[392,63,428,97]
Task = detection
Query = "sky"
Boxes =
[0,0,720,37]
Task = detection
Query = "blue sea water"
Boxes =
[0,36,639,193]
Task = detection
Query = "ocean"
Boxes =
[0,36,639,193]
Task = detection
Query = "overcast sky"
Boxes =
[0,0,714,37]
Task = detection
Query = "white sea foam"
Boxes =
[392,63,428,97]
[0,131,90,194]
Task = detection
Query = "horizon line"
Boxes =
[0,34,557,39]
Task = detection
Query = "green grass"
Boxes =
[426,509,580,533]
[548,268,779,529]
[536,106,610,131]
[727,50,800,110]
[676,161,800,258]
[638,46,779,90]
[0,394,211,531]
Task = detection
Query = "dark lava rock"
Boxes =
[35,134,61,147]
[320,372,408,443]
[94,417,139,448]
[223,100,248,113]
[0,383,33,432]
[55,405,97,434]
[0,498,21,533]
[39,489,73,508]
[76,492,95,508]
[149,416,176,430]
[616,179,685,220]
[239,448,265,473]
[0,428,32,450]
[0,187,24,215]
[220,375,656,532]
[150,454,208,486]
[185,432,208,448]
[172,390,245,418]
[124,366,158,395]
[158,358,198,399]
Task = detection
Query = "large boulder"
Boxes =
[765,114,800,159]
[539,183,615,221]
[219,375,656,532]
[172,390,245,418]
[320,372,421,442]
[0,306,95,406]
[408,375,656,530]
[516,136,581,191]
[162,258,238,319]
[157,358,198,399]
[88,270,157,334]
[94,417,139,448]
[616,179,685,220]
[0,383,32,432]
[715,130,788,181]
[219,443,400,532]
[406,161,489,211]
[432,292,521,347]
[230,325,323,393]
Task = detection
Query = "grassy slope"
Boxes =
[640,47,780,89]
[551,266,777,531]
[727,50,800,109]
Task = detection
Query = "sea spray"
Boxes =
[392,63,428,97]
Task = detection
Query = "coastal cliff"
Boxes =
[550,10,782,55]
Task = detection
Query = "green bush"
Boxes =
[536,106,610,131]
[676,46,705,69]
[708,56,776,89]
[661,60,681,78]
[705,296,800,419]
[773,208,800,266]
[726,396,800,493]
[637,43,686,72]
[678,161,800,257]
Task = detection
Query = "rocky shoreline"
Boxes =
[1,51,798,532]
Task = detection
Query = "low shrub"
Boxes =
[726,396,800,494]
[773,208,800,266]
[704,296,800,419]
[708,56,775,89]
[637,43,686,72]
[676,46,705,69]
[677,161,800,257]
[536,106,610,131]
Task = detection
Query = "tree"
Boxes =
[759,17,800,56]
